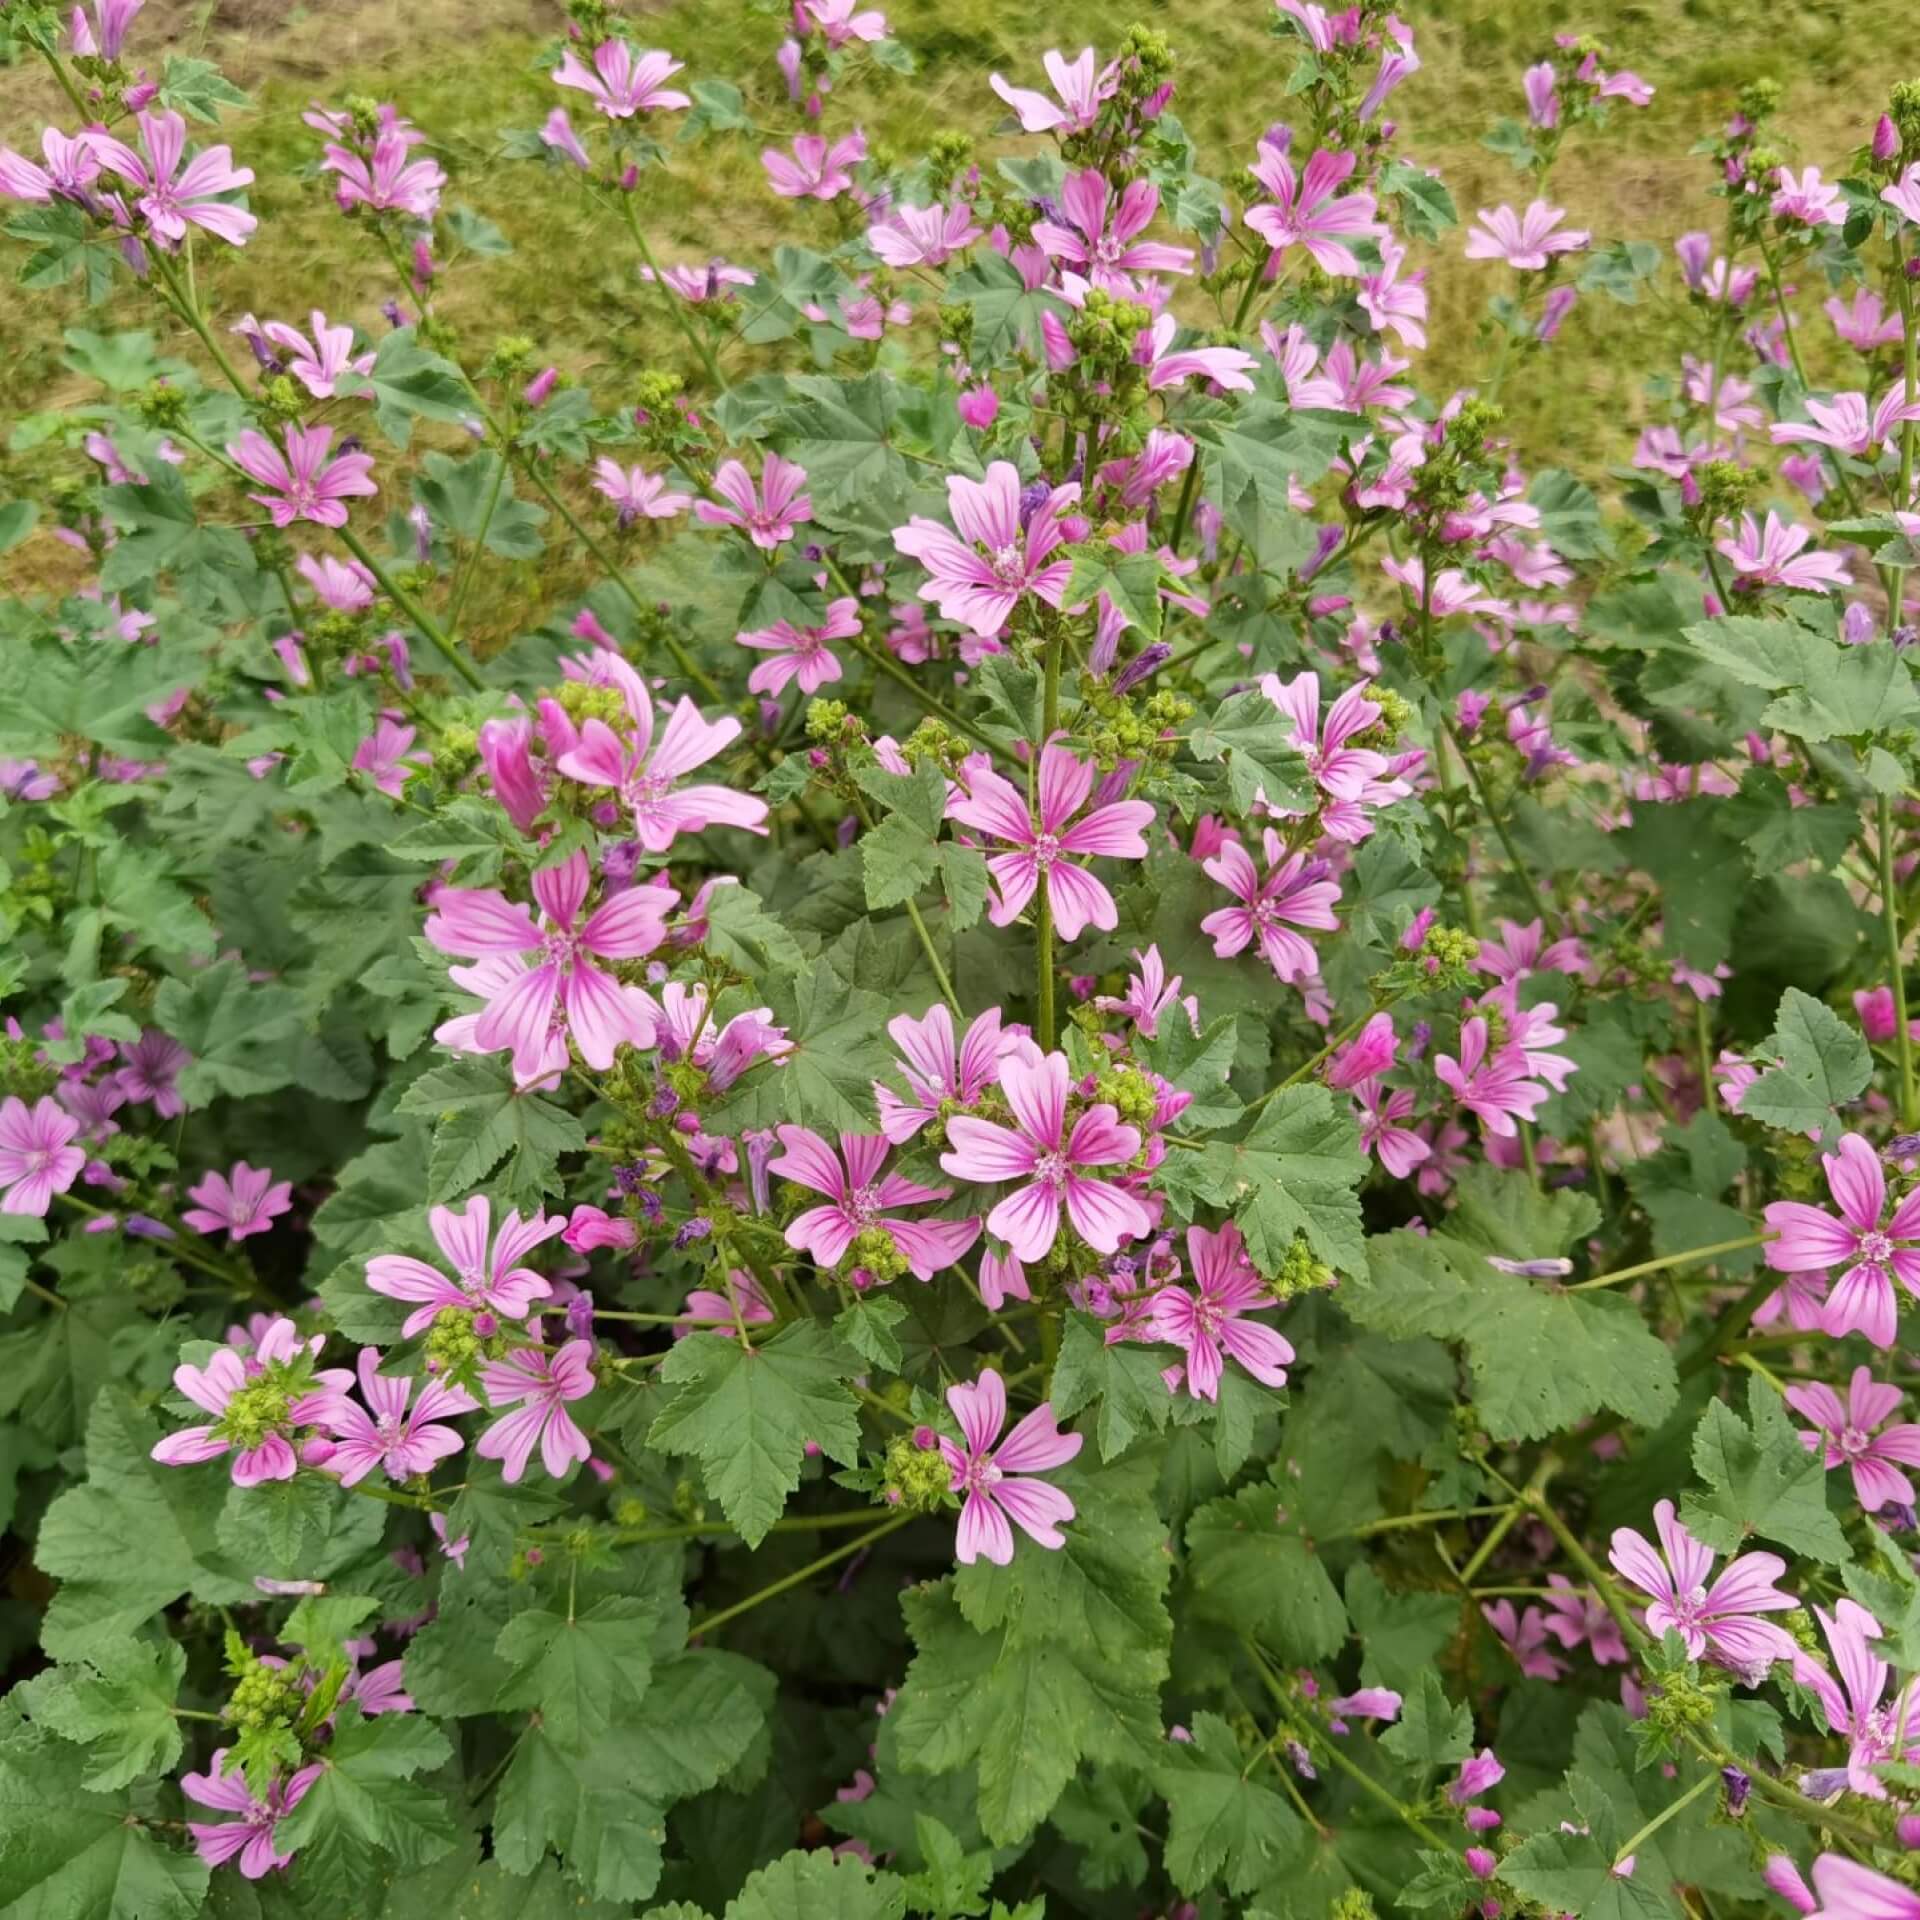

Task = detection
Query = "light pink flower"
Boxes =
[320,126,445,217]
[801,0,887,46]
[182,1161,293,1241]
[352,716,428,798]
[317,1347,477,1485]
[866,201,981,268]
[641,259,756,301]
[762,128,866,199]
[552,42,690,118]
[1539,1575,1629,1665]
[592,460,691,525]
[737,595,861,696]
[1134,311,1258,393]
[1791,1598,1920,1798]
[1764,1132,1920,1348]
[1523,61,1558,126]
[1608,1498,1796,1681]
[1359,234,1429,349]
[540,107,591,168]
[1883,166,1920,227]
[1806,1853,1920,1920]
[946,742,1153,939]
[1771,166,1846,228]
[69,0,144,60]
[551,649,770,848]
[92,108,256,248]
[939,1049,1151,1260]
[1200,828,1341,983]
[893,461,1081,640]
[990,48,1117,134]
[182,1752,322,1879]
[296,551,376,611]
[0,1094,87,1215]
[1481,1600,1567,1680]
[771,1126,980,1278]
[695,453,813,550]
[365,1196,566,1337]
[150,1318,349,1486]
[1033,170,1193,289]
[1244,142,1381,277]
[1148,1222,1294,1401]
[228,425,376,530]
[1094,945,1198,1039]
[1353,1077,1429,1178]
[477,1338,596,1482]
[1464,200,1589,270]
[679,1268,776,1336]
[939,1366,1081,1564]
[1786,1366,1920,1511]
[233,309,372,398]
[874,1003,1026,1144]
[0,126,103,203]
[424,849,671,1078]
[1261,669,1390,804]
[1434,1017,1548,1138]
[1771,391,1920,460]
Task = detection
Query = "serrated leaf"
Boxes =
[493,1597,663,1752]
[1155,1711,1307,1896]
[1187,688,1314,814]
[23,1639,186,1790]
[1741,986,1872,1135]
[1184,1480,1348,1660]
[1679,1372,1849,1562]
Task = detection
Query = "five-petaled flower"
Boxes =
[1785,1365,1920,1510]
[695,454,814,550]
[183,1752,322,1879]
[552,42,691,119]
[1200,827,1342,983]
[150,1317,350,1485]
[1464,200,1589,270]
[366,1195,567,1336]
[182,1160,293,1240]
[1147,1222,1295,1401]
[477,1338,597,1482]
[1764,1132,1920,1348]
[94,108,256,248]
[770,1126,982,1279]
[315,1347,477,1485]
[1032,169,1194,289]
[228,424,377,529]
[0,1094,87,1215]
[893,461,1081,640]
[939,1366,1081,1564]
[1244,142,1382,277]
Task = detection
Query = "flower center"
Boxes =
[1032,830,1062,870]
[1032,1150,1069,1192]
[1839,1425,1873,1458]
[961,1454,1003,1493]
[848,1181,884,1229]
[1092,231,1125,267]
[543,929,581,971]
[988,541,1026,583]
[1860,1230,1896,1266]
[220,1380,291,1450]
[1664,1582,1710,1635]
[377,1412,408,1448]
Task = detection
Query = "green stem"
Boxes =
[1879,793,1918,1129]
[1754,229,1812,394]
[533,1508,891,1546]
[1325,1503,1516,1542]
[1611,1767,1718,1869]
[1567,1232,1768,1292]
[336,526,483,690]
[446,452,509,631]
[20,1275,68,1312]
[1442,713,1550,927]
[617,193,728,393]
[1036,620,1064,1050]
[688,1512,913,1635]
[843,631,1000,757]
[1459,1457,1557,1585]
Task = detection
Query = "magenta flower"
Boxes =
[233,309,372,399]
[1608,1498,1797,1681]
[939,1366,1081,1565]
[1883,166,1920,227]
[1539,1575,1630,1666]
[1359,234,1429,349]
[1771,165,1846,228]
[939,1049,1152,1260]
[1434,1017,1548,1139]
[182,1161,293,1241]
[679,1268,777,1337]
[352,716,428,798]
[866,201,982,267]
[893,461,1081,640]
[540,107,591,168]
[182,1752,322,1879]
[296,551,375,612]
[93,109,256,248]
[763,129,866,199]
[1353,1078,1429,1179]
[1148,1222,1295,1401]
[0,1094,86,1215]
[551,650,770,849]
[0,126,103,203]
[1464,200,1589,270]
[1523,61,1559,126]
[1716,510,1852,593]
[946,742,1153,939]
[1032,170,1192,291]
[990,47,1117,134]
[71,0,144,60]
[1093,945,1198,1039]
[552,42,691,118]
[1771,391,1920,459]
[1481,1600,1566,1680]
[316,1347,477,1486]
[1764,1132,1920,1348]
[321,127,445,217]
[424,849,671,1078]
[592,460,691,525]
[770,1126,981,1279]
[1132,311,1258,393]
[1805,1855,1920,1920]
[150,1318,349,1486]
[228,425,376,530]
[695,453,813,550]
[1329,1689,1402,1726]
[1261,669,1391,804]
[1200,828,1341,984]
[737,595,861,697]
[1792,1599,1920,1804]
[642,258,756,301]
[1785,1366,1920,1511]
[476,1338,596,1483]
[116,1027,189,1115]
[365,1196,566,1337]
[874,1003,1025,1144]
[1243,142,1381,277]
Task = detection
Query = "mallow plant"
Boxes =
[4,0,1920,1914]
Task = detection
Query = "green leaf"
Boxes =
[862,813,941,909]
[722,1848,907,1919]
[1741,987,1872,1135]
[21,1639,186,1791]
[1156,1711,1308,1896]
[898,1813,993,1919]
[396,1056,586,1205]
[413,451,546,558]
[1048,1310,1176,1460]
[1060,545,1166,641]
[1185,1481,1348,1660]
[1377,159,1459,239]
[0,501,38,552]
[704,884,808,975]
[649,1323,863,1544]
[769,374,911,514]
[1345,1565,1461,1694]
[1380,1670,1474,1772]
[1187,688,1314,814]
[154,957,302,1103]
[359,329,476,448]
[1679,1372,1850,1563]
[493,1597,664,1753]
[837,1294,910,1371]
[707,961,895,1134]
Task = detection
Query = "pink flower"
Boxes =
[69,0,144,61]
[563,1204,636,1253]
[1716,511,1850,599]
[1608,1498,1797,1681]
[737,595,861,696]
[1826,289,1903,351]
[1464,200,1589,270]
[1260,669,1390,804]
[957,384,999,429]
[233,309,372,398]
[1539,1576,1629,1665]
[1093,945,1198,1039]
[1435,1017,1548,1138]
[1791,1598,1920,1798]
[1785,1366,1920,1512]
[1200,827,1341,983]
[1359,234,1428,349]
[316,1348,477,1485]
[1134,312,1259,393]
[1772,391,1920,459]
[1329,1688,1402,1725]
[424,849,672,1079]
[321,127,445,217]
[990,47,1117,134]
[182,1161,293,1241]
[296,551,375,611]
[874,1003,1025,1144]
[893,461,1081,640]
[116,1028,189,1115]
[1148,1222,1294,1401]
[365,1195,566,1337]
[939,1366,1081,1564]
[1764,1132,1920,1348]
[1753,1269,1830,1332]
[866,202,981,268]
[1805,1855,1920,1920]
[540,107,591,168]
[150,1318,349,1486]
[679,1268,776,1336]
[1883,166,1920,227]
[0,126,103,203]
[477,1339,596,1482]
[92,109,256,248]
[352,716,428,798]
[641,258,755,301]
[946,742,1153,938]
[771,1126,981,1278]
[227,425,376,530]
[1771,166,1846,228]
[800,0,887,46]
[1523,61,1558,126]
[695,454,813,550]
[592,460,691,525]
[1353,1077,1429,1178]
[763,128,866,199]
[182,1752,322,1879]
[477,716,546,831]
[1481,1600,1567,1680]
[552,42,690,118]
[0,1094,87,1215]
[1243,142,1382,277]
[939,1049,1152,1260]
[551,649,769,848]
[1032,170,1193,289]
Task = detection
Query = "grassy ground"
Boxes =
[0,0,1906,610]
